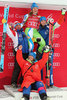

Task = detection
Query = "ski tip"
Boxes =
[47,96,50,100]
[61,8,67,11]
[4,4,9,8]
[50,18,54,23]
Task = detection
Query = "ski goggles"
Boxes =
[14,23,21,28]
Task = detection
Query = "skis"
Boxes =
[0,5,9,71]
[46,19,54,87]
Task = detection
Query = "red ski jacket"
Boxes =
[16,50,49,89]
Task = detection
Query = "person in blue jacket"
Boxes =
[38,16,49,83]
[11,21,29,87]
[38,9,66,87]
[4,21,29,88]
[38,17,52,87]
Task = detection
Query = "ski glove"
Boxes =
[61,8,67,15]
[43,45,50,53]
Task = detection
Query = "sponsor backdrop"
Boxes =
[0,6,67,89]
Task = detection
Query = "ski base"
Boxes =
[0,5,9,71]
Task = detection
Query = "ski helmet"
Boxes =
[40,16,46,22]
[31,3,38,10]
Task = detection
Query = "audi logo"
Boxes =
[8,52,14,57]
[53,43,60,47]
[53,62,60,66]
[8,42,13,46]
[54,34,60,38]
[54,53,60,57]
[8,62,14,67]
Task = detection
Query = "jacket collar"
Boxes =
[39,24,47,29]
[26,58,37,64]
[26,58,33,64]
[17,28,23,32]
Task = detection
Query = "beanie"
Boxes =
[31,3,38,10]
[40,16,46,22]
[29,52,36,59]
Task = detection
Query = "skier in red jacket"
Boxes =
[16,45,50,100]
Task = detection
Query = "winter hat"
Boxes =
[31,3,38,10]
[29,52,36,59]
[40,16,46,22]
[14,21,21,28]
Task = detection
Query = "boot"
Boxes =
[21,94,29,100]
[40,93,48,100]
[11,82,18,88]
[41,96,47,100]
[41,96,50,100]
[21,97,29,100]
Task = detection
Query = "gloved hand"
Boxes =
[47,18,54,24]
[43,45,50,53]
[18,45,22,50]
[61,8,67,15]
[2,18,7,24]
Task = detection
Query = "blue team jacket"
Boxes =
[38,25,49,45]
[17,28,29,53]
